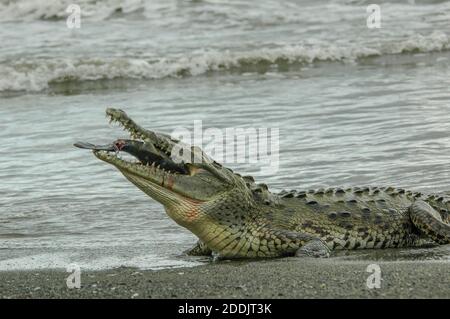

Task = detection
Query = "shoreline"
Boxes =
[1,257,449,299]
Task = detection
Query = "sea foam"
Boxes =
[0,31,448,92]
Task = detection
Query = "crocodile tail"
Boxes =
[410,200,450,245]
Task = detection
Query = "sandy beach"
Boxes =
[1,255,449,299]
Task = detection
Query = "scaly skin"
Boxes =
[75,108,450,259]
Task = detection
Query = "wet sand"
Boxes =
[1,256,449,299]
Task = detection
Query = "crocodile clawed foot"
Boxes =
[184,240,213,256]
[295,240,331,258]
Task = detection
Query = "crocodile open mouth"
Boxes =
[93,142,189,175]
[75,108,236,208]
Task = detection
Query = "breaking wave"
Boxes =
[0,31,448,92]
[0,0,146,21]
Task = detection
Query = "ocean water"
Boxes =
[1,0,450,270]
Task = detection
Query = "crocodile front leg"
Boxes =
[410,200,450,245]
[200,222,330,259]
[185,240,213,256]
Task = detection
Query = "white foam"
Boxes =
[0,0,145,22]
[389,31,449,54]
[0,31,448,92]
[0,252,203,271]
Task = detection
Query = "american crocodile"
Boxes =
[75,108,450,258]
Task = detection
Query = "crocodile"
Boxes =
[75,108,450,258]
